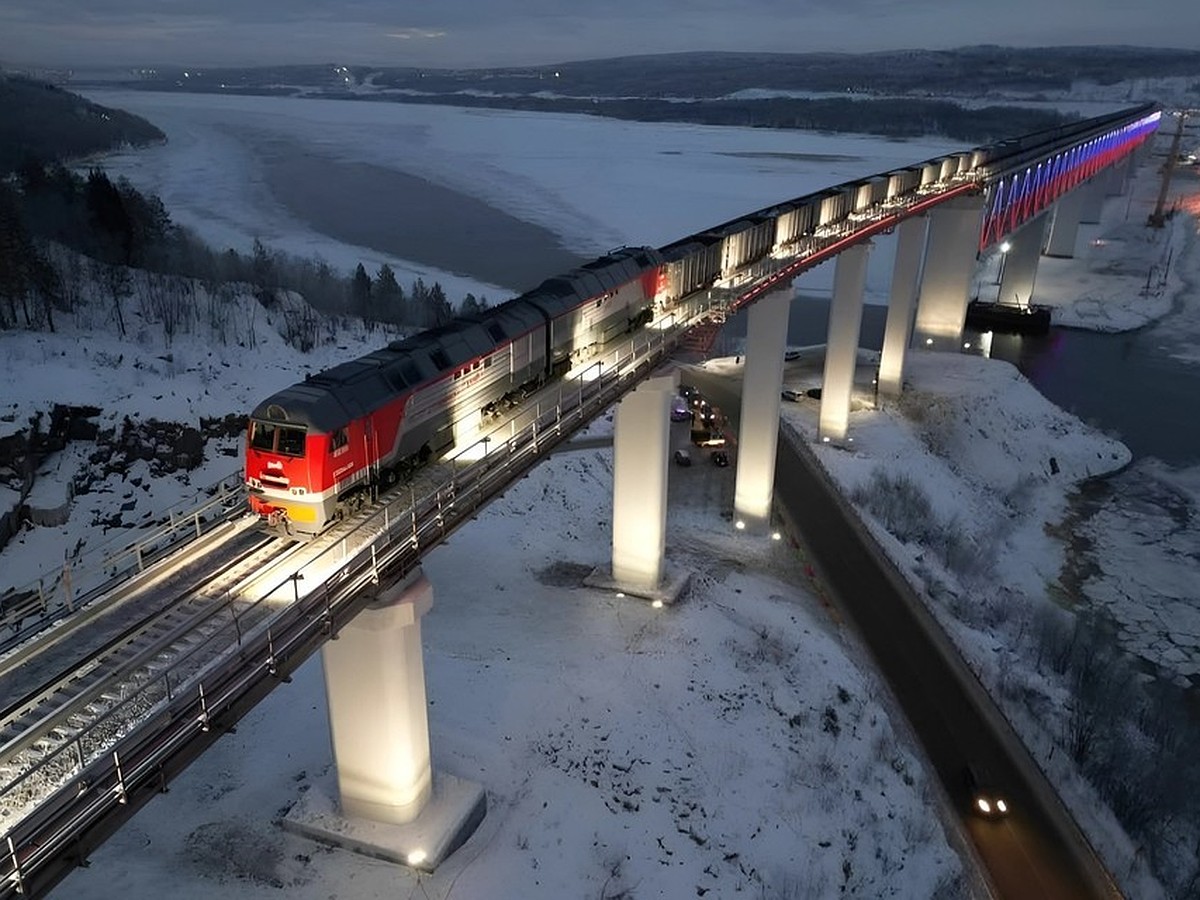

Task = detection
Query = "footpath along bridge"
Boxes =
[0,102,1160,898]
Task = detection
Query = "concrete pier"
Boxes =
[284,569,485,871]
[733,289,790,531]
[912,195,986,350]
[1044,187,1087,259]
[997,213,1049,306]
[818,242,871,443]
[878,216,927,398]
[611,374,675,589]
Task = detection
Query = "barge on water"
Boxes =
[965,300,1052,336]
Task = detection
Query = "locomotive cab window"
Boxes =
[330,428,349,452]
[249,420,275,451]
[277,426,306,457]
[250,420,307,457]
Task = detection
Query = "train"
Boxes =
[245,246,664,535]
[245,104,1155,536]
[243,167,951,536]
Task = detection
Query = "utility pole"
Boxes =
[1149,110,1190,228]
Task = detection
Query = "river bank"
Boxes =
[761,142,1200,897]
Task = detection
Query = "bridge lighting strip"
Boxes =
[980,111,1161,250]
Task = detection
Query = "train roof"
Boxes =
[250,297,552,432]
[522,246,662,317]
[249,246,661,433]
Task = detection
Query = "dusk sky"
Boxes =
[2,0,1200,71]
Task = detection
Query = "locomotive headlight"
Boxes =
[248,477,262,489]
[290,486,308,496]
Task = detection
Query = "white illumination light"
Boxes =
[1000,240,1012,253]
[963,342,971,349]
[735,520,746,530]
[651,599,664,609]
[616,592,626,598]
[771,532,781,541]
[925,338,934,346]
[407,849,427,867]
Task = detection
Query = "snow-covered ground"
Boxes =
[2,95,1199,897]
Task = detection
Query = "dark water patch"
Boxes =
[717,293,888,353]
[978,317,1200,468]
[254,138,587,292]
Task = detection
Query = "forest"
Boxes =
[0,74,165,172]
[0,80,483,341]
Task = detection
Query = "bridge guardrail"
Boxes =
[0,472,248,655]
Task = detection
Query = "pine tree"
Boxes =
[0,183,36,329]
[250,238,275,306]
[427,281,452,327]
[351,263,372,320]
[460,292,490,316]
[374,263,406,324]
[84,169,133,265]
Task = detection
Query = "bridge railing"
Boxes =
[0,472,247,655]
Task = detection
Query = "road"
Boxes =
[690,367,1118,900]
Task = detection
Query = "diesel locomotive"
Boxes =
[245,246,664,534]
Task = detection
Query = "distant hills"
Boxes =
[0,75,164,172]
[7,46,1199,156]
[62,45,1200,143]
[82,45,1200,99]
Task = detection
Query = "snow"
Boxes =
[1,92,1198,898]
[79,88,961,302]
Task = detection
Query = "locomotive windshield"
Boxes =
[250,420,307,457]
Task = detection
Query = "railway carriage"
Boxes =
[245,247,664,535]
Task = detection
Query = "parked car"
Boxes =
[710,450,730,468]
[781,389,802,402]
[673,449,692,467]
[670,395,691,421]
[963,764,1009,818]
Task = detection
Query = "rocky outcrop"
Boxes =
[0,406,248,555]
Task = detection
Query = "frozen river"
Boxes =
[81,88,959,299]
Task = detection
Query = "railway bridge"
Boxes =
[0,102,1161,898]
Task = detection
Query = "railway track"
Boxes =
[0,525,305,834]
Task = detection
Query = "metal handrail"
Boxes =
[0,473,247,653]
